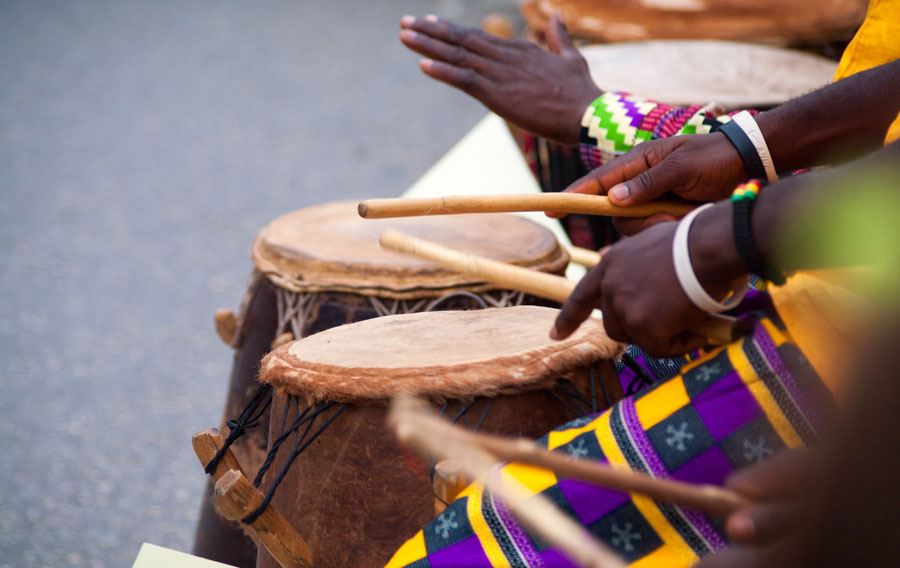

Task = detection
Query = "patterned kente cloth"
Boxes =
[578,92,760,171]
[386,312,835,568]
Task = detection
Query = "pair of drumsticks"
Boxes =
[361,193,740,345]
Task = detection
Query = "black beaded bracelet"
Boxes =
[719,120,768,181]
[731,180,787,286]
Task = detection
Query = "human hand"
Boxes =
[694,449,821,568]
[399,13,602,146]
[552,133,747,235]
[550,203,746,356]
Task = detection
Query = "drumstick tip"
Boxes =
[357,201,371,218]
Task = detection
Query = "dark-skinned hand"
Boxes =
[550,203,746,357]
[399,13,602,146]
[695,449,822,568]
[550,132,748,235]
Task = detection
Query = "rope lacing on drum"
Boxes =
[590,364,612,410]
[428,398,494,482]
[205,383,273,476]
[425,290,489,312]
[274,285,316,339]
[621,352,655,395]
[241,396,348,524]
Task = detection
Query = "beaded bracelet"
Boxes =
[731,180,787,285]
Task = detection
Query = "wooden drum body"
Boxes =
[193,202,568,566]
[255,306,623,568]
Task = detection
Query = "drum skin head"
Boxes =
[251,201,568,298]
[260,306,622,402]
[581,40,837,109]
[522,0,867,44]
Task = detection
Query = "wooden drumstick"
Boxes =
[379,230,739,345]
[391,396,626,568]
[193,428,245,480]
[358,194,694,219]
[215,470,313,568]
[566,244,602,268]
[391,395,749,519]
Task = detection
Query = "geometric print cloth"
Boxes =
[579,92,737,171]
[385,310,835,568]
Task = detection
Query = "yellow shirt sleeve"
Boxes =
[886,111,900,145]
[833,0,900,82]
[832,0,900,142]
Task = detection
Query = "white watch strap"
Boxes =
[731,111,777,183]
[672,204,748,313]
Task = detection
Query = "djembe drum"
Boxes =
[507,39,838,249]
[193,202,569,566]
[520,0,867,46]
[247,306,622,567]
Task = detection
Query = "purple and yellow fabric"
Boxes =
[386,306,835,568]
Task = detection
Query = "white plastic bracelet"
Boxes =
[731,111,777,183]
[672,204,748,313]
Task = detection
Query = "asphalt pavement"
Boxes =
[0,1,519,565]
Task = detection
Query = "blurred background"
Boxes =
[0,1,520,566]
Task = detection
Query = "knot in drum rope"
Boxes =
[205,383,273,475]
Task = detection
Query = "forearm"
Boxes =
[690,141,900,286]
[756,59,900,173]
[758,140,900,270]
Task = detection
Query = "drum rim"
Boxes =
[250,201,570,299]
[521,0,866,43]
[260,306,623,403]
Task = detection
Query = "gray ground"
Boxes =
[0,1,519,565]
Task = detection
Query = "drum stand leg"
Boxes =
[194,429,313,568]
[215,470,313,568]
[433,460,468,515]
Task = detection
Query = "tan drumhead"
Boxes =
[522,0,866,44]
[251,201,568,298]
[261,306,621,402]
[581,41,837,109]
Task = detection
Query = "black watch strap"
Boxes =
[719,120,768,181]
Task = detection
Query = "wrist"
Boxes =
[718,112,777,182]
[710,131,750,183]
[688,201,748,297]
[754,111,787,171]
[572,89,604,147]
